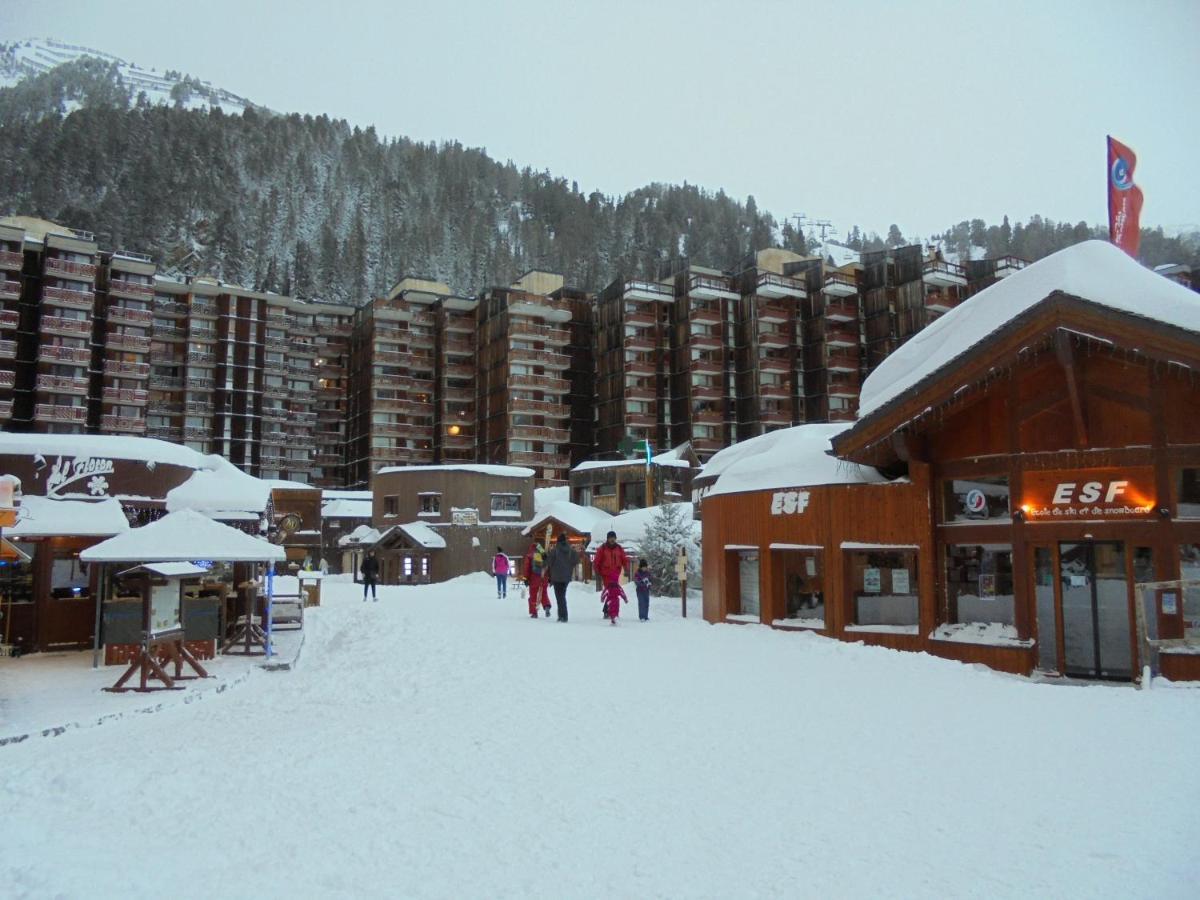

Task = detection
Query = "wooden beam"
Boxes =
[1054,329,1089,448]
[890,430,928,464]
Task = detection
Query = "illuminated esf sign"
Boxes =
[770,490,811,516]
[1020,468,1156,520]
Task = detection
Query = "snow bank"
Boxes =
[860,240,1200,417]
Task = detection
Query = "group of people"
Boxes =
[493,531,654,625]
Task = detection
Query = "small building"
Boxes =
[702,241,1200,682]
[320,490,372,573]
[369,464,536,582]
[570,443,700,514]
[521,499,610,581]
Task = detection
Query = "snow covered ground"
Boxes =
[1,574,1198,898]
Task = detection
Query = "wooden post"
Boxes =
[676,546,688,618]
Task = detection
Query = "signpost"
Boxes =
[676,546,687,618]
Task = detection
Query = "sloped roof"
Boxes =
[377,521,446,550]
[522,500,610,536]
[377,464,534,478]
[584,503,698,554]
[858,240,1200,419]
[80,508,285,563]
[9,496,130,538]
[699,424,888,498]
[322,498,373,519]
[338,524,381,548]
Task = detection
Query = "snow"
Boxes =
[80,509,285,563]
[822,241,860,268]
[522,500,610,536]
[0,432,204,471]
[8,496,129,538]
[338,524,381,548]
[699,423,888,499]
[859,240,1200,418]
[768,542,822,550]
[321,498,373,519]
[381,521,447,550]
[533,485,568,511]
[165,454,271,518]
[772,617,825,630]
[1,574,1198,896]
[931,622,1035,648]
[116,562,210,579]
[585,503,698,553]
[841,541,921,550]
[377,464,534,478]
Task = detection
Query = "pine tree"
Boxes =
[639,503,701,594]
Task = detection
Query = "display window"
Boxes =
[848,548,918,629]
[945,544,1015,626]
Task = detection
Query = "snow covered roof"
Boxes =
[522,501,610,536]
[80,509,286,563]
[323,489,372,502]
[338,524,381,548]
[376,464,534,478]
[534,485,568,512]
[165,455,272,517]
[117,562,210,579]
[822,242,860,269]
[859,240,1200,419]
[380,522,447,550]
[698,424,886,498]
[572,450,695,473]
[264,480,318,492]
[322,498,373,519]
[8,496,130,538]
[0,433,205,470]
[585,503,698,554]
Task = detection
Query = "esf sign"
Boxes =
[770,490,811,516]
[1022,468,1155,520]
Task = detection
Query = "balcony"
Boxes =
[0,339,15,360]
[508,451,569,469]
[758,355,791,373]
[508,347,570,370]
[509,373,569,394]
[828,407,857,423]
[0,399,10,419]
[625,383,656,401]
[688,302,722,324]
[107,333,151,353]
[825,327,858,349]
[624,309,657,328]
[185,376,214,391]
[314,452,342,467]
[687,274,738,301]
[828,379,860,399]
[184,400,212,415]
[266,310,291,327]
[291,320,317,338]
[108,305,153,326]
[691,384,723,401]
[264,385,290,400]
[108,279,154,301]
[41,315,93,339]
[0,279,19,301]
[755,272,806,300]
[149,374,184,390]
[757,302,792,324]
[189,326,218,341]
[510,424,568,443]
[690,437,723,455]
[443,315,475,334]
[104,359,149,378]
[688,357,722,375]
[42,285,94,311]
[688,331,723,350]
[822,271,858,298]
[373,349,408,366]
[190,300,218,318]
[441,433,475,452]
[625,358,656,376]
[622,279,675,304]
[146,425,180,440]
[441,386,475,404]
[624,333,656,353]
[36,374,90,395]
[624,412,657,428]
[759,381,790,400]
[102,387,149,406]
[154,324,186,340]
[35,403,88,423]
[262,407,288,422]
[155,300,188,317]
[375,373,412,391]
[44,257,96,281]
[824,297,857,323]
[994,256,1027,279]
[102,414,147,433]
[442,338,474,356]
[291,342,318,358]
[183,426,209,441]
[39,344,92,365]
[827,349,859,372]
[922,259,967,289]
[761,409,793,426]
[440,362,475,379]
[0,370,13,389]
[758,326,791,349]
[0,250,22,271]
[509,319,568,344]
[508,294,572,323]
[261,429,287,445]
[925,291,961,314]
[511,397,568,417]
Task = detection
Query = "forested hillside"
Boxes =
[0,57,1195,303]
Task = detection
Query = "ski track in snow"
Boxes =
[1,573,1198,898]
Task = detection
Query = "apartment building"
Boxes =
[477,271,573,484]
[0,223,22,422]
[433,291,478,465]
[799,252,861,424]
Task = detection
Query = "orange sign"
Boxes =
[1021,467,1156,520]
[0,508,15,528]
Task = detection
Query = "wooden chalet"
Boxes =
[703,241,1200,682]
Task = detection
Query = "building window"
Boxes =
[1180,544,1200,638]
[419,494,441,516]
[944,544,1015,626]
[1175,469,1200,518]
[941,476,1010,523]
[778,549,823,625]
[847,547,918,630]
[383,495,398,517]
[490,493,522,517]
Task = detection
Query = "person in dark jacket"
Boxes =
[634,558,652,621]
[360,550,380,601]
[546,532,579,622]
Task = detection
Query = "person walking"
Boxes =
[634,558,652,621]
[523,540,551,618]
[546,532,579,623]
[593,530,629,625]
[360,550,380,602]
[493,546,511,599]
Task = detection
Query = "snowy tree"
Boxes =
[639,503,701,594]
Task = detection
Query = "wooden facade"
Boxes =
[704,276,1200,681]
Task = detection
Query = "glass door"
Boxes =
[1059,541,1132,679]
[1033,546,1059,673]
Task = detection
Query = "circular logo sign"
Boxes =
[965,489,987,515]
[1111,156,1133,191]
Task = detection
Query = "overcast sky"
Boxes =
[3,0,1197,241]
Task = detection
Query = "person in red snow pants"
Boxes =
[593,530,629,624]
[523,541,552,618]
